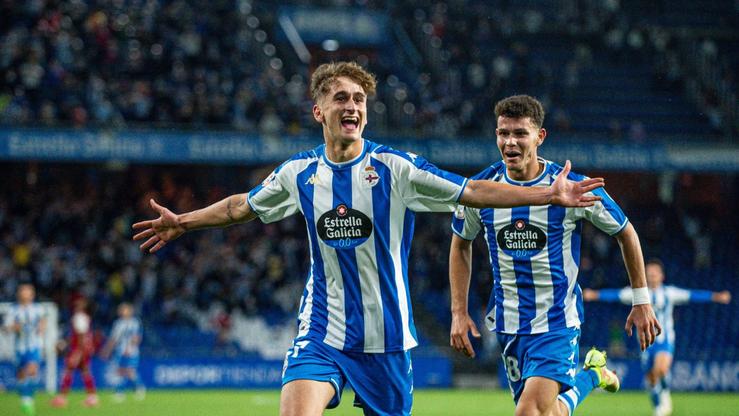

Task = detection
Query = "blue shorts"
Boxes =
[115,355,140,369]
[497,327,580,403]
[641,341,674,371]
[16,349,41,368]
[282,338,413,416]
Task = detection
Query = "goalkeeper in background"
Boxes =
[51,297,99,408]
[584,258,731,416]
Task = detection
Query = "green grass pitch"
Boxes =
[1,389,737,415]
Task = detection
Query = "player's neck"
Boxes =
[324,137,363,164]
[507,159,544,182]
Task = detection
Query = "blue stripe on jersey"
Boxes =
[511,206,536,334]
[332,167,364,350]
[297,162,329,340]
[401,208,418,342]
[371,159,404,350]
[592,188,627,233]
[481,209,505,331]
[546,205,568,328]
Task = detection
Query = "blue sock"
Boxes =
[18,379,33,399]
[649,381,663,408]
[115,377,126,394]
[131,372,144,390]
[558,369,599,416]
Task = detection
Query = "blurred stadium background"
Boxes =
[0,0,737,414]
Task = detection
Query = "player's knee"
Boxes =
[515,401,547,416]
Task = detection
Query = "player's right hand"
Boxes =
[450,313,481,358]
[132,199,186,253]
[625,304,662,351]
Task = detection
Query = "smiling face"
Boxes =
[496,116,546,181]
[312,76,367,146]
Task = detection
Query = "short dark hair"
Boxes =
[645,258,664,270]
[310,61,377,102]
[494,95,545,128]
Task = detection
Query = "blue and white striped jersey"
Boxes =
[110,317,142,358]
[3,303,45,353]
[598,285,713,346]
[451,158,628,335]
[248,139,468,353]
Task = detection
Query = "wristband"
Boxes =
[632,287,650,305]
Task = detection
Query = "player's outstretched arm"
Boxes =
[132,195,257,253]
[616,223,662,351]
[449,235,481,358]
[459,160,604,209]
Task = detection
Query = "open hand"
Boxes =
[550,160,604,207]
[132,199,186,253]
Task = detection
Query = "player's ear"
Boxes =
[537,128,547,146]
[312,104,323,123]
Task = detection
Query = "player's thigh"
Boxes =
[516,377,563,416]
[281,339,345,411]
[653,352,673,376]
[280,379,335,416]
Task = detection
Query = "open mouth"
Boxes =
[341,116,359,131]
[504,150,522,160]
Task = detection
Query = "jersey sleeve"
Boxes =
[2,307,16,329]
[400,154,468,212]
[451,205,482,241]
[597,287,632,304]
[110,321,123,343]
[666,286,707,305]
[247,163,300,224]
[579,188,629,235]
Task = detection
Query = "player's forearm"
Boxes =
[449,236,474,314]
[178,193,256,230]
[459,180,552,209]
[615,223,648,289]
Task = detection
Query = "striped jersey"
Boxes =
[598,285,713,346]
[110,317,142,358]
[248,139,468,353]
[451,158,628,335]
[3,303,45,353]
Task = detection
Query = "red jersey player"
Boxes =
[51,298,98,408]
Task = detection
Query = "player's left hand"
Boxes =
[625,304,662,351]
[550,160,605,207]
[450,312,481,358]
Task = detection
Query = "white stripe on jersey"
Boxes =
[562,210,582,329]
[350,161,385,351]
[311,164,347,349]
[529,204,553,333]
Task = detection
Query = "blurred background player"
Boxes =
[51,297,99,408]
[583,258,731,416]
[101,302,145,402]
[449,95,661,416]
[2,284,46,416]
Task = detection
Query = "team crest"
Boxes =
[454,205,466,220]
[336,204,348,216]
[362,166,380,187]
[261,171,276,187]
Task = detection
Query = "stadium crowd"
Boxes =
[1,162,736,360]
[1,0,735,137]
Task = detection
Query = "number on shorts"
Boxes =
[504,355,521,382]
[290,340,310,358]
